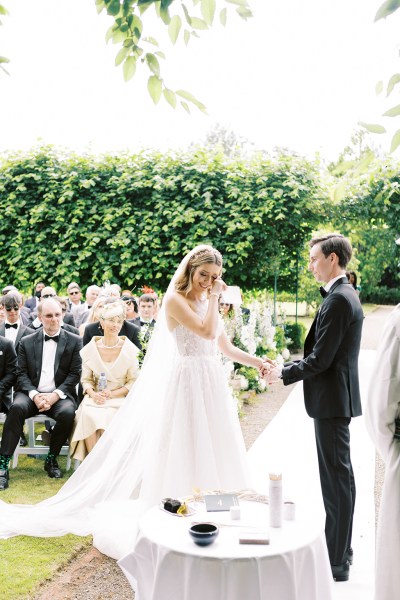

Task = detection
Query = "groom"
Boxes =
[264,234,363,582]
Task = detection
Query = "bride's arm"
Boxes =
[165,283,225,340]
[218,329,263,369]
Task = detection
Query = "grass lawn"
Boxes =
[0,453,91,600]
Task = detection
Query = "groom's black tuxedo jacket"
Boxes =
[282,277,363,419]
[15,328,82,406]
[0,336,17,411]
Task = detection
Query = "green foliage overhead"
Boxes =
[97,0,252,111]
[0,146,326,294]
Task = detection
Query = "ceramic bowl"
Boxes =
[188,523,219,546]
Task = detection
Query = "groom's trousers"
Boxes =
[314,417,355,566]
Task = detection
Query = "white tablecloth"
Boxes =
[119,501,333,600]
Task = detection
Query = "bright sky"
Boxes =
[1,0,400,160]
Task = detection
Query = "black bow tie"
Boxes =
[44,334,59,343]
[140,321,149,326]
[5,323,18,329]
[319,287,327,298]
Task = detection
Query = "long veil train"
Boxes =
[0,245,249,559]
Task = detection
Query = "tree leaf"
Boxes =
[184,29,191,45]
[123,55,137,81]
[0,56,10,64]
[145,52,160,76]
[0,5,9,15]
[219,7,227,25]
[374,0,400,21]
[115,47,129,66]
[180,101,191,114]
[168,14,182,44]
[383,103,400,117]
[358,121,386,134]
[176,89,207,112]
[106,0,122,17]
[390,128,400,152]
[190,17,208,30]
[148,75,163,104]
[201,0,216,26]
[236,6,252,19]
[163,88,177,108]
[375,80,384,95]
[155,51,166,59]
[182,4,192,25]
[386,73,400,96]
[142,36,159,46]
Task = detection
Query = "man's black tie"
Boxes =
[5,323,18,329]
[44,335,59,343]
[319,287,327,298]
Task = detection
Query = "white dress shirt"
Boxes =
[4,318,20,345]
[29,329,66,400]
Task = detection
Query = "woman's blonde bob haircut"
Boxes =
[174,246,223,295]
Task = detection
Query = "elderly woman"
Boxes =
[70,302,139,461]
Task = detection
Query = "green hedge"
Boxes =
[0,147,326,293]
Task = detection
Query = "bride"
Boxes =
[0,245,265,559]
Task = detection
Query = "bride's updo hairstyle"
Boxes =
[174,245,223,295]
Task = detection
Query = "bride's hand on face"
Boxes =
[210,278,227,296]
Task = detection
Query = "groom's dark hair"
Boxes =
[310,234,352,269]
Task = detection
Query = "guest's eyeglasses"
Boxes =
[61,308,67,312]
[69,291,80,295]
[5,306,19,311]
[219,303,230,307]
[124,300,133,306]
[42,294,56,299]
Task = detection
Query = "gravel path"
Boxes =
[31,306,394,600]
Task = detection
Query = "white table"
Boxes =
[119,501,333,600]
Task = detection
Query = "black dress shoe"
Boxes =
[0,468,9,490]
[44,457,62,479]
[332,560,350,582]
[347,547,353,565]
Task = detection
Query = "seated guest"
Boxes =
[29,287,76,329]
[2,288,30,325]
[24,281,45,313]
[78,285,101,327]
[121,294,139,323]
[83,299,141,351]
[110,283,121,297]
[67,282,87,328]
[0,293,34,415]
[79,297,106,337]
[70,303,139,461]
[0,298,82,488]
[0,336,17,415]
[55,297,80,334]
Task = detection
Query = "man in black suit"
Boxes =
[24,281,45,313]
[0,298,82,489]
[83,299,141,350]
[0,293,34,416]
[0,336,17,414]
[264,234,363,582]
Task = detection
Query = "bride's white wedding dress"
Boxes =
[0,301,250,560]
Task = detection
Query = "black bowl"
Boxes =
[189,523,219,546]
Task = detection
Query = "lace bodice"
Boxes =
[173,323,221,357]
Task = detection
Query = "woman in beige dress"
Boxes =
[70,302,139,461]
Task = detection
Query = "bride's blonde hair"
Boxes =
[174,246,223,295]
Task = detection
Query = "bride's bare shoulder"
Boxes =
[165,291,187,308]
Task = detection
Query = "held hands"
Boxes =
[258,359,283,384]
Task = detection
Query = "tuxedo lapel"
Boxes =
[54,330,67,376]
[15,325,24,348]
[34,333,44,381]
[0,323,4,338]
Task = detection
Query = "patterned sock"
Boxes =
[45,452,56,462]
[0,454,11,470]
